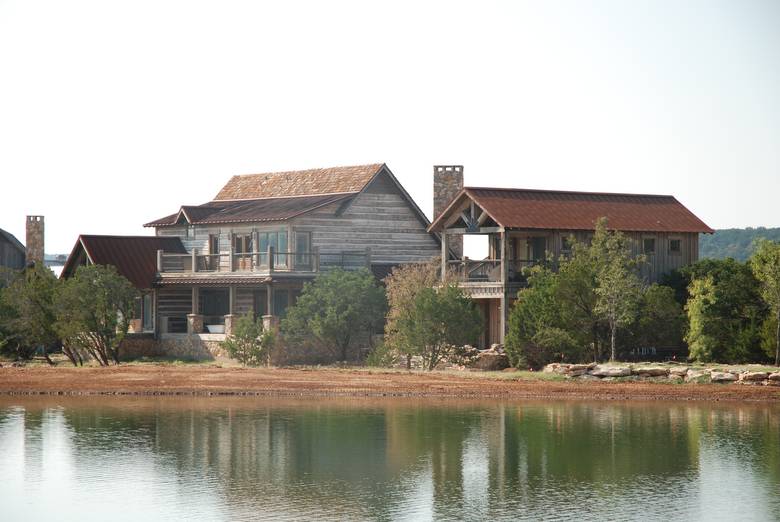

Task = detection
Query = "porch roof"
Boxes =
[61,235,187,289]
[429,187,714,234]
[155,276,272,286]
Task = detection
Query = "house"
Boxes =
[0,228,25,271]
[427,165,713,347]
[62,163,440,354]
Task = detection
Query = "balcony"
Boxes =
[157,247,372,277]
[447,258,544,283]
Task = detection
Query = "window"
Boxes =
[561,236,573,255]
[233,234,253,270]
[142,293,153,332]
[295,231,312,268]
[670,239,681,255]
[643,238,656,255]
[258,231,288,267]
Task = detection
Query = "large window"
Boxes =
[643,238,656,255]
[233,234,253,270]
[258,231,288,267]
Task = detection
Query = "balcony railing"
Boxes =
[157,247,373,275]
[447,259,544,283]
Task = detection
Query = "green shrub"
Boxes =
[221,314,275,366]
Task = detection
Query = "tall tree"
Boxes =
[281,268,387,362]
[750,239,780,366]
[55,264,138,366]
[0,264,59,363]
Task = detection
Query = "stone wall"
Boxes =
[119,334,226,361]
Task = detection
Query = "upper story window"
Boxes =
[669,238,681,255]
[295,231,312,268]
[643,238,656,255]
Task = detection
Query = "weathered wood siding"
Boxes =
[507,229,699,283]
[155,170,440,267]
[0,235,25,270]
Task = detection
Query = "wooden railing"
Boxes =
[157,247,373,275]
[447,259,544,283]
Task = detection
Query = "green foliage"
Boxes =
[684,258,768,364]
[383,259,442,367]
[365,341,395,368]
[505,266,585,369]
[628,284,686,351]
[281,268,387,362]
[750,239,780,365]
[55,264,138,366]
[221,314,274,366]
[0,264,60,361]
[392,283,481,371]
[591,218,644,361]
[700,227,780,261]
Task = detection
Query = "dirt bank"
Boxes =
[1,365,779,402]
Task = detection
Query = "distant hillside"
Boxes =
[700,228,780,261]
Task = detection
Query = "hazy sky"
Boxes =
[1,0,779,254]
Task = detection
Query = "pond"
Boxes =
[0,397,778,521]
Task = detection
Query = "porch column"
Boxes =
[229,286,235,315]
[262,281,276,331]
[441,231,448,279]
[500,230,508,345]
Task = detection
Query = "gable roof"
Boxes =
[214,164,385,201]
[61,235,187,289]
[0,228,25,254]
[429,187,713,234]
[144,193,353,228]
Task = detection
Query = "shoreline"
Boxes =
[1,365,780,403]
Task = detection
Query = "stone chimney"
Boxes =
[26,215,44,266]
[433,165,464,259]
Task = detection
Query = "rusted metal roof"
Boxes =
[429,187,713,234]
[145,193,353,228]
[214,164,385,201]
[61,235,187,289]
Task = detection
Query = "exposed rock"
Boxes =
[567,368,589,377]
[575,374,601,381]
[768,372,780,382]
[470,352,510,371]
[568,363,597,372]
[590,365,632,377]
[633,366,669,377]
[668,374,684,383]
[739,371,770,382]
[668,366,689,377]
[710,371,738,383]
[685,369,709,382]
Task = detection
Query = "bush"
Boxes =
[221,314,274,366]
[365,341,395,368]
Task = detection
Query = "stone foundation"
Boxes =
[119,333,227,361]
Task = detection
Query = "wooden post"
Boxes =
[499,230,508,345]
[157,250,163,272]
[191,286,199,315]
[191,248,197,273]
[268,245,275,273]
[365,247,372,269]
[266,282,273,316]
[441,231,448,279]
[228,232,234,272]
[313,246,320,272]
[229,286,235,315]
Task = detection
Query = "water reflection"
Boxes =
[0,398,778,521]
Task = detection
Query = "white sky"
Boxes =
[1,0,779,254]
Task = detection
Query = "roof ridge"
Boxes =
[465,186,676,199]
[208,191,360,203]
[232,163,384,178]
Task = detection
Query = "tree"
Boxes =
[591,220,643,361]
[750,239,780,366]
[221,314,275,366]
[281,268,387,362]
[0,264,59,363]
[629,284,686,353]
[392,283,482,371]
[679,258,766,363]
[55,264,138,366]
[383,259,442,369]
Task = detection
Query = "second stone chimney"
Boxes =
[433,165,464,259]
[26,215,44,266]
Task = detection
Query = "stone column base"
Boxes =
[224,314,235,336]
[187,314,204,335]
[262,314,279,332]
